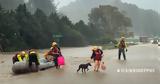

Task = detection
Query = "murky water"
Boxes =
[1,45,160,84]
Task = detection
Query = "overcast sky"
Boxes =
[55,0,160,13]
[54,0,76,9]
[121,0,160,13]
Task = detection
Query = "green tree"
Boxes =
[59,16,87,46]
[88,5,132,38]
[61,26,87,47]
[15,4,45,49]
[0,4,27,51]
[0,3,94,51]
[75,20,95,43]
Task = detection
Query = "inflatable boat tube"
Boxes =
[39,58,55,70]
[12,58,55,74]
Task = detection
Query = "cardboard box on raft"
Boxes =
[12,58,55,74]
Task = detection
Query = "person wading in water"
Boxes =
[117,37,127,60]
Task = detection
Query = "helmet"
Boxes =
[21,51,26,55]
[30,51,36,54]
[92,46,98,51]
[52,42,57,46]
[120,37,125,41]
[20,51,26,56]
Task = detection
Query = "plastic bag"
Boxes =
[101,62,106,70]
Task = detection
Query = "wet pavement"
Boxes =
[0,44,160,84]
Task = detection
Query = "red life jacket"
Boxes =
[95,51,101,60]
[48,47,60,55]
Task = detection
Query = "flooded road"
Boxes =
[0,44,160,84]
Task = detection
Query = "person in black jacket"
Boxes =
[91,46,103,72]
[91,46,103,61]
[28,49,40,72]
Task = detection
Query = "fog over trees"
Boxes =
[0,0,56,15]
[59,0,160,36]
[0,0,24,10]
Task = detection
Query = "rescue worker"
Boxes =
[91,46,103,72]
[46,42,61,69]
[12,51,28,64]
[28,49,40,72]
[117,37,127,60]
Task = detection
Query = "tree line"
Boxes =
[0,4,132,52]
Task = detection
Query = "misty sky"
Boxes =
[54,0,76,9]
[122,0,160,13]
[55,0,160,13]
